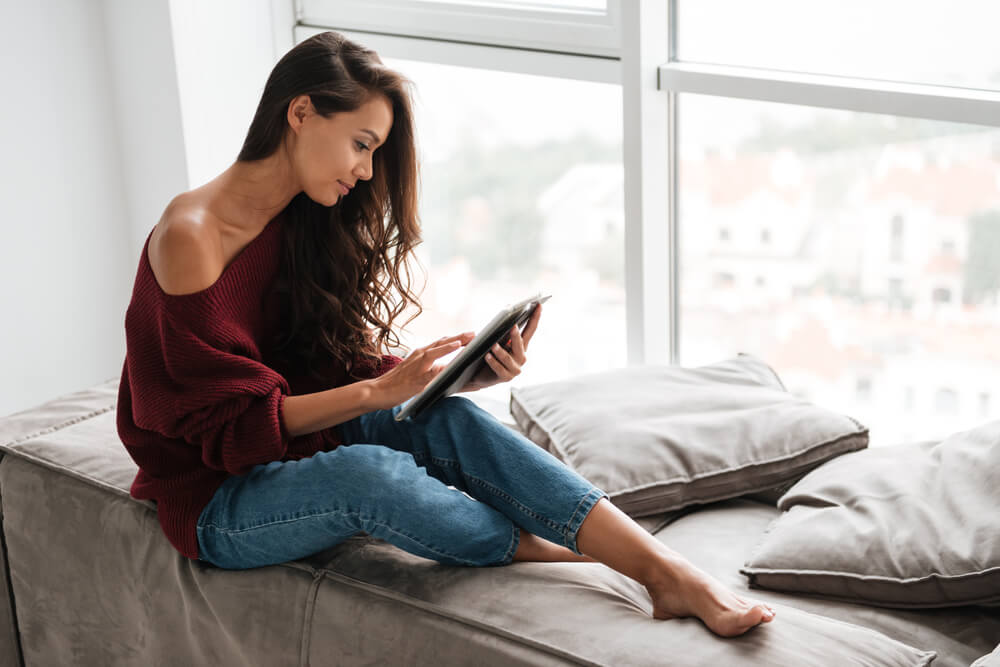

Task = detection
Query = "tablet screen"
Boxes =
[395,294,550,421]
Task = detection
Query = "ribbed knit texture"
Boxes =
[116,212,401,560]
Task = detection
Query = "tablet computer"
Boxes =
[394,293,551,421]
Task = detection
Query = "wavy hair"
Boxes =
[238,31,423,383]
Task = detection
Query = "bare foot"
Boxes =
[645,558,775,637]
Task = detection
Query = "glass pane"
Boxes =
[382,57,625,403]
[678,92,1000,446]
[678,1,1000,91]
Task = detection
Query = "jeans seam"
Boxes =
[464,474,564,534]
[409,454,521,566]
[416,437,598,555]
[199,508,485,565]
[427,456,459,468]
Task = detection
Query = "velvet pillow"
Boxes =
[509,354,868,517]
[741,420,1000,608]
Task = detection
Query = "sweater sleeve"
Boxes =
[352,353,403,379]
[135,306,294,476]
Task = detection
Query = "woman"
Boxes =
[116,30,774,638]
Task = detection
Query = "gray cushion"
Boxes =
[304,501,937,667]
[0,379,942,666]
[509,354,868,517]
[741,420,1000,608]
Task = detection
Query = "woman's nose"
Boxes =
[354,156,373,181]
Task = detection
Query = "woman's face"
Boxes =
[289,93,394,207]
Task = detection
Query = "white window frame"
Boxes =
[292,24,618,83]
[287,0,1000,367]
[296,0,622,59]
[658,62,1000,128]
[291,0,670,366]
[654,3,1000,363]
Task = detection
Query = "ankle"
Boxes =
[641,550,699,591]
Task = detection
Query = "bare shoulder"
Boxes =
[148,196,224,296]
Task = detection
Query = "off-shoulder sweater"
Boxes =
[116,211,400,560]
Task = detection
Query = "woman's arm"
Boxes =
[280,333,473,438]
[280,381,380,438]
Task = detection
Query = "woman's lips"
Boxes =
[337,181,349,195]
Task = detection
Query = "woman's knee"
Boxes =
[313,444,420,497]
[429,395,487,425]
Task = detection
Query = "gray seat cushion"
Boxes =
[510,354,868,517]
[742,420,1000,608]
[0,379,977,666]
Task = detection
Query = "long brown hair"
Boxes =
[238,31,423,383]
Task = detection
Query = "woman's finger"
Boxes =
[490,342,521,375]
[520,304,542,348]
[425,339,463,358]
[507,324,526,362]
[430,332,472,348]
[483,351,513,382]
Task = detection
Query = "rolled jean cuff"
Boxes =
[564,488,610,555]
[494,523,522,567]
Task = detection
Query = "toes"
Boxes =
[741,604,774,629]
[735,596,776,619]
[721,607,773,637]
[756,604,776,623]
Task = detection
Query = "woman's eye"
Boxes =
[355,141,370,152]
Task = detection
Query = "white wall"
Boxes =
[0,0,287,418]
[102,0,190,255]
[169,0,288,189]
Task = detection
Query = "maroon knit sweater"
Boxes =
[116,212,401,560]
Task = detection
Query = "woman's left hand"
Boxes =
[459,303,542,393]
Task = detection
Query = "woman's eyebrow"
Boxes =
[361,129,382,145]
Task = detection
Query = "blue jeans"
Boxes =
[196,395,609,570]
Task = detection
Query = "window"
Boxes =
[713,272,735,288]
[678,93,1000,445]
[297,0,621,61]
[377,57,624,402]
[934,388,959,415]
[931,287,952,304]
[677,0,1000,90]
[890,214,904,262]
[888,277,904,308]
[298,2,1000,445]
[856,377,872,402]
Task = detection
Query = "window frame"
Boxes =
[292,25,618,83]
[290,0,1000,367]
[296,0,622,59]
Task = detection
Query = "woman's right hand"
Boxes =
[369,332,475,410]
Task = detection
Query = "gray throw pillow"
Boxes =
[509,354,868,517]
[741,420,1000,608]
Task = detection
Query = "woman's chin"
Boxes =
[305,188,341,207]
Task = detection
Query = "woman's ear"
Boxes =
[286,94,313,135]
